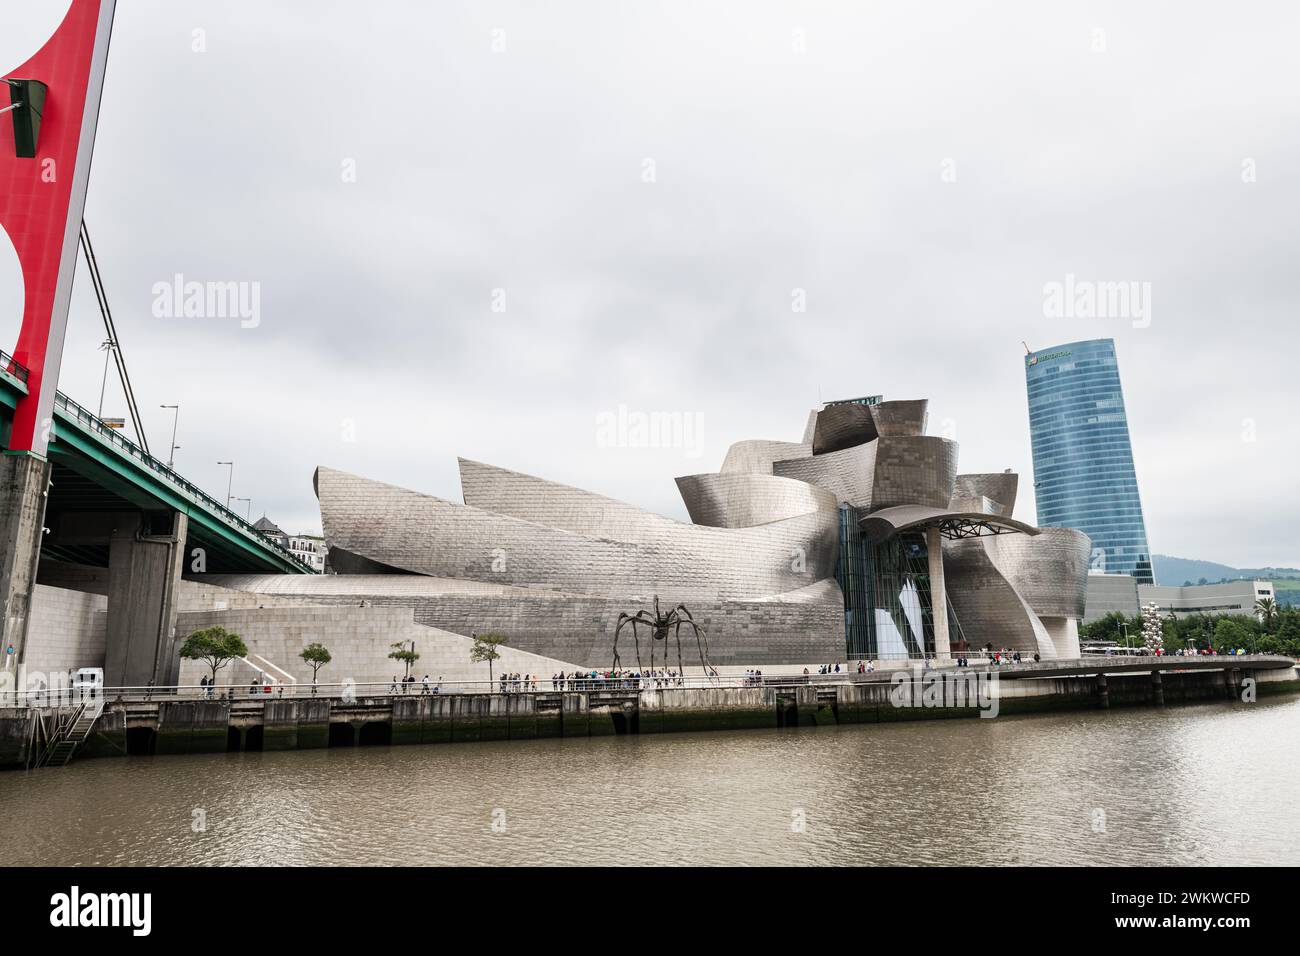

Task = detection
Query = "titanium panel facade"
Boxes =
[811,402,878,455]
[943,537,1058,659]
[225,391,1093,667]
[317,466,838,603]
[952,473,1018,516]
[720,439,811,475]
[981,527,1091,620]
[772,440,878,508]
[674,472,838,529]
[869,399,929,437]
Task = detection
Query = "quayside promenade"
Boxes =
[2,654,1295,769]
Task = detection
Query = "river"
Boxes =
[4,696,1298,865]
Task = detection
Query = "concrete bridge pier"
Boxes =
[1150,669,1164,705]
[1095,673,1109,709]
[1228,666,1244,702]
[0,453,51,677]
[104,511,189,688]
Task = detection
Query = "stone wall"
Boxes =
[23,584,107,675]
[174,604,583,689]
[191,575,848,670]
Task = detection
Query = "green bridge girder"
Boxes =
[2,372,313,575]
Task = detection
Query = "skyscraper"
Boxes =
[1024,338,1154,584]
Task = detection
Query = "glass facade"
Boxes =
[1024,338,1153,583]
[838,505,961,659]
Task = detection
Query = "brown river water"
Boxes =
[4,696,1298,866]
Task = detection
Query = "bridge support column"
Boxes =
[1150,669,1164,705]
[1095,673,1109,709]
[0,453,51,680]
[104,511,189,689]
[926,526,951,661]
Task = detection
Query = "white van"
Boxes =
[71,667,103,702]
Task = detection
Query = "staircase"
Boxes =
[29,698,104,769]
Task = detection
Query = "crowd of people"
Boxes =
[388,675,445,694]
[544,670,696,691]
[192,641,1273,702]
[196,674,289,699]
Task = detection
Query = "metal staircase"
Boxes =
[29,698,104,769]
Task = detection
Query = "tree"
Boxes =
[1140,603,1164,654]
[299,643,332,681]
[1079,611,1141,644]
[388,640,419,678]
[1255,597,1278,630]
[1213,616,1256,654]
[179,626,249,684]
[470,632,509,684]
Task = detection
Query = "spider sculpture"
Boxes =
[612,595,713,676]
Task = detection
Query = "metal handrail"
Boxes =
[31,701,87,769]
[6,654,1290,708]
[1,348,29,384]
[51,389,315,573]
[3,675,854,705]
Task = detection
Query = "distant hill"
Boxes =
[1152,555,1300,606]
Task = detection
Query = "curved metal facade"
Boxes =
[952,473,1018,516]
[318,466,839,602]
[312,463,847,667]
[870,399,929,437]
[869,436,958,510]
[811,402,877,455]
[720,439,811,475]
[674,472,838,529]
[943,537,1058,660]
[981,527,1091,620]
[243,389,1096,667]
[772,440,878,508]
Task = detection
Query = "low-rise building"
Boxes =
[1085,573,1274,622]
[251,516,328,572]
[1140,580,1274,617]
[287,534,328,572]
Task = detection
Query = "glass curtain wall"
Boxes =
[838,505,948,660]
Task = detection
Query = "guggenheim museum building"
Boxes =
[201,395,1091,672]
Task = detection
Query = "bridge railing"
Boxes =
[1,348,29,385]
[4,674,831,706]
[51,390,314,572]
[5,655,1293,708]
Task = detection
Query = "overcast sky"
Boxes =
[4,0,1299,569]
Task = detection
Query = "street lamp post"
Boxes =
[1119,621,1130,649]
[96,339,116,418]
[217,461,234,510]
[232,496,252,521]
[160,404,180,468]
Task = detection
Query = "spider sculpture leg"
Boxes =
[631,617,644,674]
[613,613,634,671]
[676,605,713,675]
[672,618,686,682]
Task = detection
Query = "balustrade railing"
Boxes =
[51,390,314,572]
[1,348,29,384]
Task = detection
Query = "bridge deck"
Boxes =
[2,367,312,574]
[850,654,1297,682]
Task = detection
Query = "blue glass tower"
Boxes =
[1024,339,1153,584]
